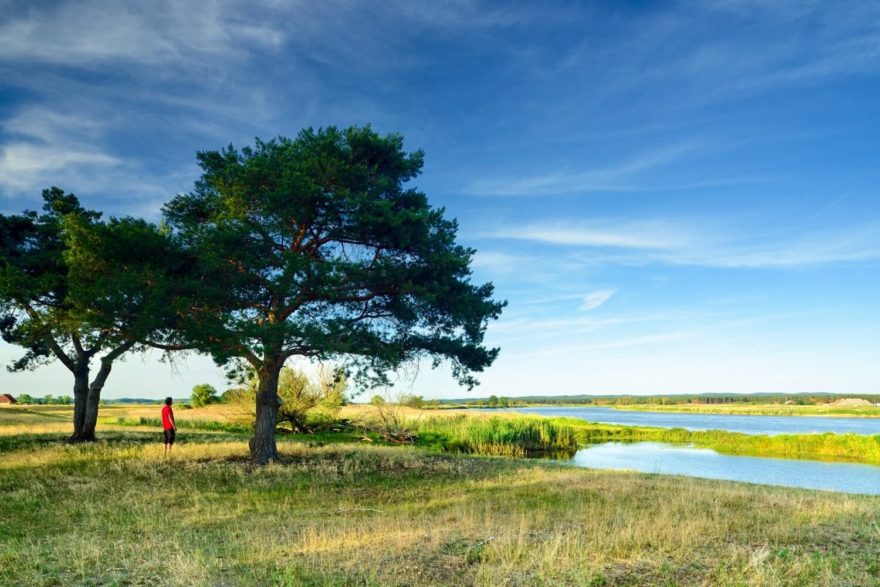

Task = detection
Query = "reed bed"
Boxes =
[414,414,580,457]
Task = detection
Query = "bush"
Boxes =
[361,402,418,444]
[398,393,424,409]
[191,384,219,408]
[228,365,349,432]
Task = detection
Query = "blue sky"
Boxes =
[1,0,878,399]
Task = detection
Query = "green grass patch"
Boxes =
[112,416,252,435]
[414,414,580,457]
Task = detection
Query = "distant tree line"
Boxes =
[436,393,880,406]
[13,393,73,405]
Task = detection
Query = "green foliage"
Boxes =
[190,384,219,408]
[416,415,579,457]
[398,393,425,409]
[161,126,504,462]
[162,125,504,387]
[231,365,349,432]
[62,212,190,352]
[219,387,246,404]
[369,395,386,406]
[277,367,320,431]
[17,394,76,405]
[0,187,182,440]
[0,188,99,372]
[0,188,175,370]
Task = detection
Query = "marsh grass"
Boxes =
[1,435,879,586]
[414,414,579,457]
[662,429,880,464]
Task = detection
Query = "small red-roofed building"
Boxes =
[0,394,16,404]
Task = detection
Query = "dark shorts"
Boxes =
[163,428,176,445]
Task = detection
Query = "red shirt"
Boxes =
[161,405,175,430]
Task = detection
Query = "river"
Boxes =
[567,441,880,494]
[499,406,880,435]
[490,406,880,493]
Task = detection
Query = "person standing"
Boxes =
[161,397,176,454]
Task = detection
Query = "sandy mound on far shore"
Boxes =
[830,398,872,407]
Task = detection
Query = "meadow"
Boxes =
[2,404,880,586]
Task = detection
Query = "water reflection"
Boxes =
[567,442,880,494]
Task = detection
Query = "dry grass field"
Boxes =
[1,404,879,586]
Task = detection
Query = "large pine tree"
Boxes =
[163,126,505,464]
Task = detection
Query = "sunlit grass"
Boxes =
[2,405,880,584]
[1,433,879,585]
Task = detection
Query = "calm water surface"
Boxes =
[500,406,880,435]
[567,442,880,494]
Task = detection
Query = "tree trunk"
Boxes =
[81,358,114,441]
[250,359,282,465]
[68,342,132,443]
[69,365,92,443]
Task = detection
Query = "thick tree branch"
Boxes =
[21,303,76,372]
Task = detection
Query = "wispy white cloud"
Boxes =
[0,143,121,193]
[489,219,697,250]
[489,311,691,336]
[0,104,195,217]
[0,105,125,196]
[388,0,534,29]
[580,288,617,311]
[471,250,531,273]
[696,0,822,20]
[0,0,285,67]
[464,143,700,196]
[679,222,880,268]
[525,331,696,358]
[490,218,880,269]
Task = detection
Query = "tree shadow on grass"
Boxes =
[0,430,250,453]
